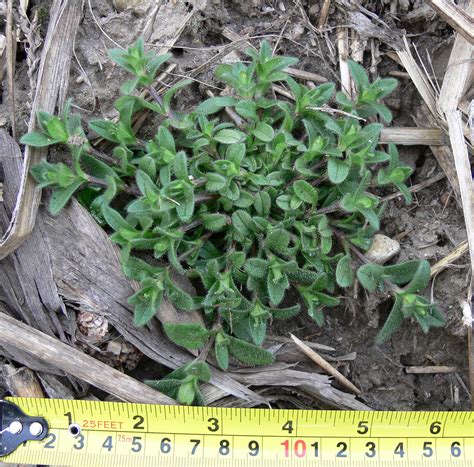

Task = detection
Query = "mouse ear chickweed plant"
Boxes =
[21,38,445,404]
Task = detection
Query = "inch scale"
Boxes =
[0,397,473,466]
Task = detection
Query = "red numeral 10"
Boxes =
[281,439,307,458]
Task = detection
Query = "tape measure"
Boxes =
[1,397,473,466]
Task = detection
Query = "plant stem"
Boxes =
[178,232,214,262]
[311,175,328,186]
[182,219,202,233]
[317,202,340,214]
[195,193,219,203]
[197,316,223,362]
[147,86,176,119]
[89,147,120,166]
[86,175,140,196]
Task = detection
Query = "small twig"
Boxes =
[89,147,120,166]
[430,240,469,277]
[317,202,341,215]
[310,175,328,187]
[317,0,332,31]
[337,27,351,97]
[198,316,223,362]
[379,172,446,203]
[290,334,361,395]
[87,175,140,197]
[405,366,458,374]
[146,85,176,120]
[182,219,202,233]
[178,232,214,262]
[379,127,445,146]
[308,106,365,121]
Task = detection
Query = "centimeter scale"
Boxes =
[0,397,473,466]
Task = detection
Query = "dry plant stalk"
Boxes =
[436,1,474,406]
[0,311,176,405]
[6,0,16,139]
[337,26,351,97]
[291,334,361,395]
[3,365,44,398]
[405,366,458,374]
[0,0,83,259]
[430,240,470,277]
[380,127,445,146]
[318,0,332,30]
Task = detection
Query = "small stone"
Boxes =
[0,116,7,127]
[106,340,122,356]
[221,51,240,65]
[75,75,84,84]
[288,23,305,41]
[366,234,401,264]
[308,3,320,16]
[278,2,285,11]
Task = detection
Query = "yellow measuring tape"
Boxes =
[2,397,474,466]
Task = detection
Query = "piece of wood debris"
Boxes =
[0,311,176,405]
[397,37,438,115]
[268,335,336,352]
[337,26,351,97]
[3,364,45,398]
[0,0,83,259]
[317,0,331,30]
[290,334,361,395]
[437,1,474,406]
[380,127,445,146]
[405,366,458,374]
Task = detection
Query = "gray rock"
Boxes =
[366,234,401,264]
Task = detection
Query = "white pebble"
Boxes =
[366,234,400,264]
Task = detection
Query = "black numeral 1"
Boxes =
[64,412,72,426]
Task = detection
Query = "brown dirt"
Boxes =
[0,0,470,410]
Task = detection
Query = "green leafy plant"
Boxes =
[21,38,445,404]
[145,361,210,405]
[357,260,445,343]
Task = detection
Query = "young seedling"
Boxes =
[21,38,445,404]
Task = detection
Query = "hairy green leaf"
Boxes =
[227,336,275,366]
[163,323,210,349]
[214,129,245,144]
[336,255,354,288]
